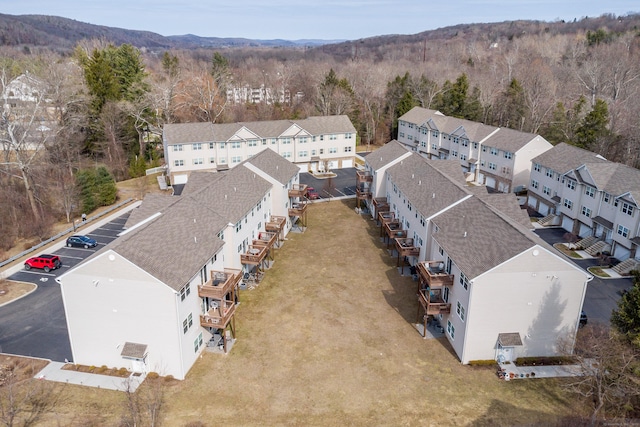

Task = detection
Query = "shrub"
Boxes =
[146,372,160,380]
[468,359,498,366]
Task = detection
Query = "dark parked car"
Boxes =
[24,254,62,272]
[66,235,97,248]
[579,311,588,328]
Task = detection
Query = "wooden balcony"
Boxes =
[383,221,407,243]
[377,211,394,225]
[256,231,278,249]
[356,170,373,184]
[200,300,236,329]
[288,201,308,218]
[241,244,268,265]
[416,261,454,288]
[373,197,389,216]
[288,184,308,198]
[198,268,242,300]
[418,288,451,315]
[394,237,420,259]
[265,215,286,235]
[356,183,372,200]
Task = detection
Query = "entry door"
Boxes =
[498,346,514,363]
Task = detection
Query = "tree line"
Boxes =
[1,21,640,253]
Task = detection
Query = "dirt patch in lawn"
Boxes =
[44,199,587,426]
[0,279,35,305]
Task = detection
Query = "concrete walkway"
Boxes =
[498,361,583,380]
[34,361,145,392]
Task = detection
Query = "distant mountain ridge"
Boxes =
[0,13,344,50]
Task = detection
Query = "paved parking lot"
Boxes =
[534,227,634,326]
[0,213,131,362]
[299,168,357,199]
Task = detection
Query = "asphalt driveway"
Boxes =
[0,212,130,362]
[299,168,357,199]
[534,227,634,325]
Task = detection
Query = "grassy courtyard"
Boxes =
[54,199,584,426]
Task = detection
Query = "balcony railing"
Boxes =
[265,215,286,234]
[288,201,308,218]
[200,300,236,329]
[383,220,407,240]
[416,261,454,288]
[288,184,308,198]
[240,244,268,265]
[356,183,372,200]
[372,197,390,216]
[394,237,420,259]
[256,231,278,249]
[418,288,451,315]
[198,268,242,300]
[356,170,373,183]
[377,211,395,226]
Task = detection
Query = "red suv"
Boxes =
[24,254,62,272]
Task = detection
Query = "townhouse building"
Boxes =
[360,141,590,363]
[163,115,357,185]
[527,143,640,263]
[396,107,552,193]
[57,148,305,379]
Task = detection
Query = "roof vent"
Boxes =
[432,193,435,198]
[234,187,237,192]
[194,236,197,243]
[419,180,422,185]
[412,173,414,179]
[225,194,227,200]
[463,231,467,238]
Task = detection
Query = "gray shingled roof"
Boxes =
[183,163,272,224]
[398,107,443,126]
[121,342,148,358]
[430,196,536,279]
[475,192,533,230]
[583,162,640,201]
[386,154,469,219]
[163,122,215,144]
[245,148,299,185]
[110,198,227,291]
[163,115,355,144]
[484,127,541,152]
[366,140,410,171]
[124,193,178,229]
[531,143,607,174]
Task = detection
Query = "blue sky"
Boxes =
[3,0,638,40]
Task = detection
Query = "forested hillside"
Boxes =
[1,12,640,254]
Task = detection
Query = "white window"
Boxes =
[209,157,215,164]
[183,313,193,334]
[490,147,498,156]
[504,151,512,159]
[566,180,576,190]
[248,139,258,147]
[399,132,405,138]
[299,151,308,157]
[173,144,183,152]
[282,152,292,158]
[219,142,225,149]
[282,137,291,144]
[232,156,242,163]
[453,137,459,144]
[329,147,337,154]
[564,199,573,210]
[219,157,227,164]
[329,134,337,140]
[438,245,444,256]
[174,159,184,167]
[456,301,465,321]
[581,206,592,218]
[543,186,551,195]
[432,130,439,137]
[617,224,630,238]
[431,143,438,150]
[194,332,203,353]
[531,180,539,189]
[533,163,541,172]
[546,168,554,178]
[408,135,413,141]
[193,158,203,165]
[209,142,215,149]
[622,202,634,216]
[461,139,468,147]
[231,142,241,149]
[345,133,353,139]
[603,192,611,203]
[344,146,352,152]
[460,154,467,161]
[585,186,595,198]
[488,162,497,171]
[447,320,455,339]
[192,143,202,150]
[451,150,458,158]
[180,283,191,301]
[459,273,468,290]
[299,136,308,143]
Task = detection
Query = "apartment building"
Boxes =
[396,107,552,193]
[56,148,305,379]
[527,143,640,262]
[163,115,357,185]
[361,141,590,363]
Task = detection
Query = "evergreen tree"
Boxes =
[575,98,609,149]
[435,73,470,119]
[499,78,526,130]
[612,273,640,348]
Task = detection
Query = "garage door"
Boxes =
[341,159,353,168]
[561,215,574,233]
[173,174,188,185]
[485,176,495,189]
[328,161,338,169]
[613,244,631,260]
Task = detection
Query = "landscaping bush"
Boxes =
[468,359,498,367]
